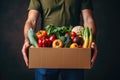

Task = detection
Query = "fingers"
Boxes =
[23,51,29,66]
[91,42,95,48]
[90,42,98,68]
[22,42,30,67]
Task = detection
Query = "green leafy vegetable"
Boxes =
[45,24,73,39]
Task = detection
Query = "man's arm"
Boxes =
[82,9,95,37]
[24,10,40,42]
[22,10,40,66]
[82,9,97,67]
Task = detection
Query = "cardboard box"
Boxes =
[29,48,91,69]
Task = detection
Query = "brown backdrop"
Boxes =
[0,0,120,80]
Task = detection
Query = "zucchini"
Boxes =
[28,28,38,48]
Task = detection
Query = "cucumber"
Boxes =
[28,28,38,48]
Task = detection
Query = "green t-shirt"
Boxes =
[28,0,93,27]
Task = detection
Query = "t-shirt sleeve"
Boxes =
[28,0,42,12]
[81,0,93,10]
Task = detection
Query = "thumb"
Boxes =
[91,42,95,48]
[25,41,30,48]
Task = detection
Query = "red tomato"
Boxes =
[49,34,56,42]
[71,36,75,41]
[70,31,77,37]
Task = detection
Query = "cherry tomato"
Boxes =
[49,34,56,42]
[71,36,75,41]
[70,31,77,37]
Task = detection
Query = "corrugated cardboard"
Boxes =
[29,48,91,69]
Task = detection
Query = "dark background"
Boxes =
[0,0,120,80]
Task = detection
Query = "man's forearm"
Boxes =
[24,20,37,42]
[82,9,96,41]
[23,10,40,42]
[84,16,96,41]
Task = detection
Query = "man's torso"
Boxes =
[39,0,82,27]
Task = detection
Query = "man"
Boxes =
[22,0,97,80]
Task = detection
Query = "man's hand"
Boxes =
[22,41,30,66]
[91,42,98,68]
[21,10,40,67]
